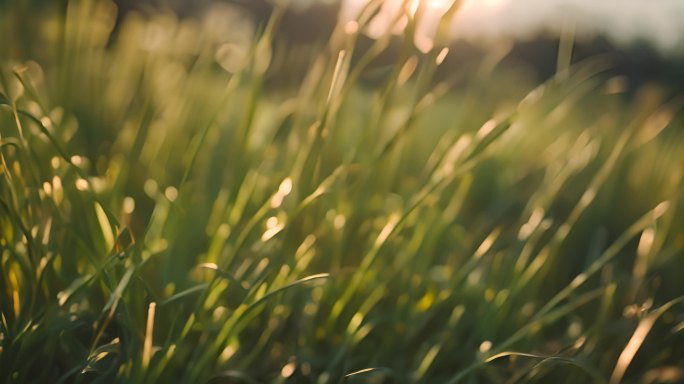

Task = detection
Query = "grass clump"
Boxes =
[1,0,683,382]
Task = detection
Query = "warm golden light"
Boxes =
[423,0,455,9]
[463,0,507,7]
[405,0,455,14]
[381,0,506,13]
[347,0,461,52]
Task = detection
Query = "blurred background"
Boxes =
[109,0,684,89]
[4,0,683,91]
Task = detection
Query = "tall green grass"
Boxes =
[1,0,683,382]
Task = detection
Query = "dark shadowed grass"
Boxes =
[1,0,684,382]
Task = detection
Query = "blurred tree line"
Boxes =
[114,0,684,93]
[2,0,682,92]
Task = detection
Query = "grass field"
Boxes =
[1,1,684,382]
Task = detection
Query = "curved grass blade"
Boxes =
[159,283,209,306]
[486,351,604,383]
[343,367,396,383]
[236,273,330,325]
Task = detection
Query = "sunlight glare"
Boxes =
[408,0,453,14]
[463,0,506,8]
[340,0,515,53]
[424,0,454,10]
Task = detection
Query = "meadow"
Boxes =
[1,0,683,382]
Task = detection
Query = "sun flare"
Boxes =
[385,0,508,11]
[341,0,512,52]
[463,0,506,7]
[408,0,454,14]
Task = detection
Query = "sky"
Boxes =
[339,0,684,54]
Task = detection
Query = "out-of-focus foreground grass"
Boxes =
[1,1,683,382]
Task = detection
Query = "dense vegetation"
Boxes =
[1,1,683,382]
